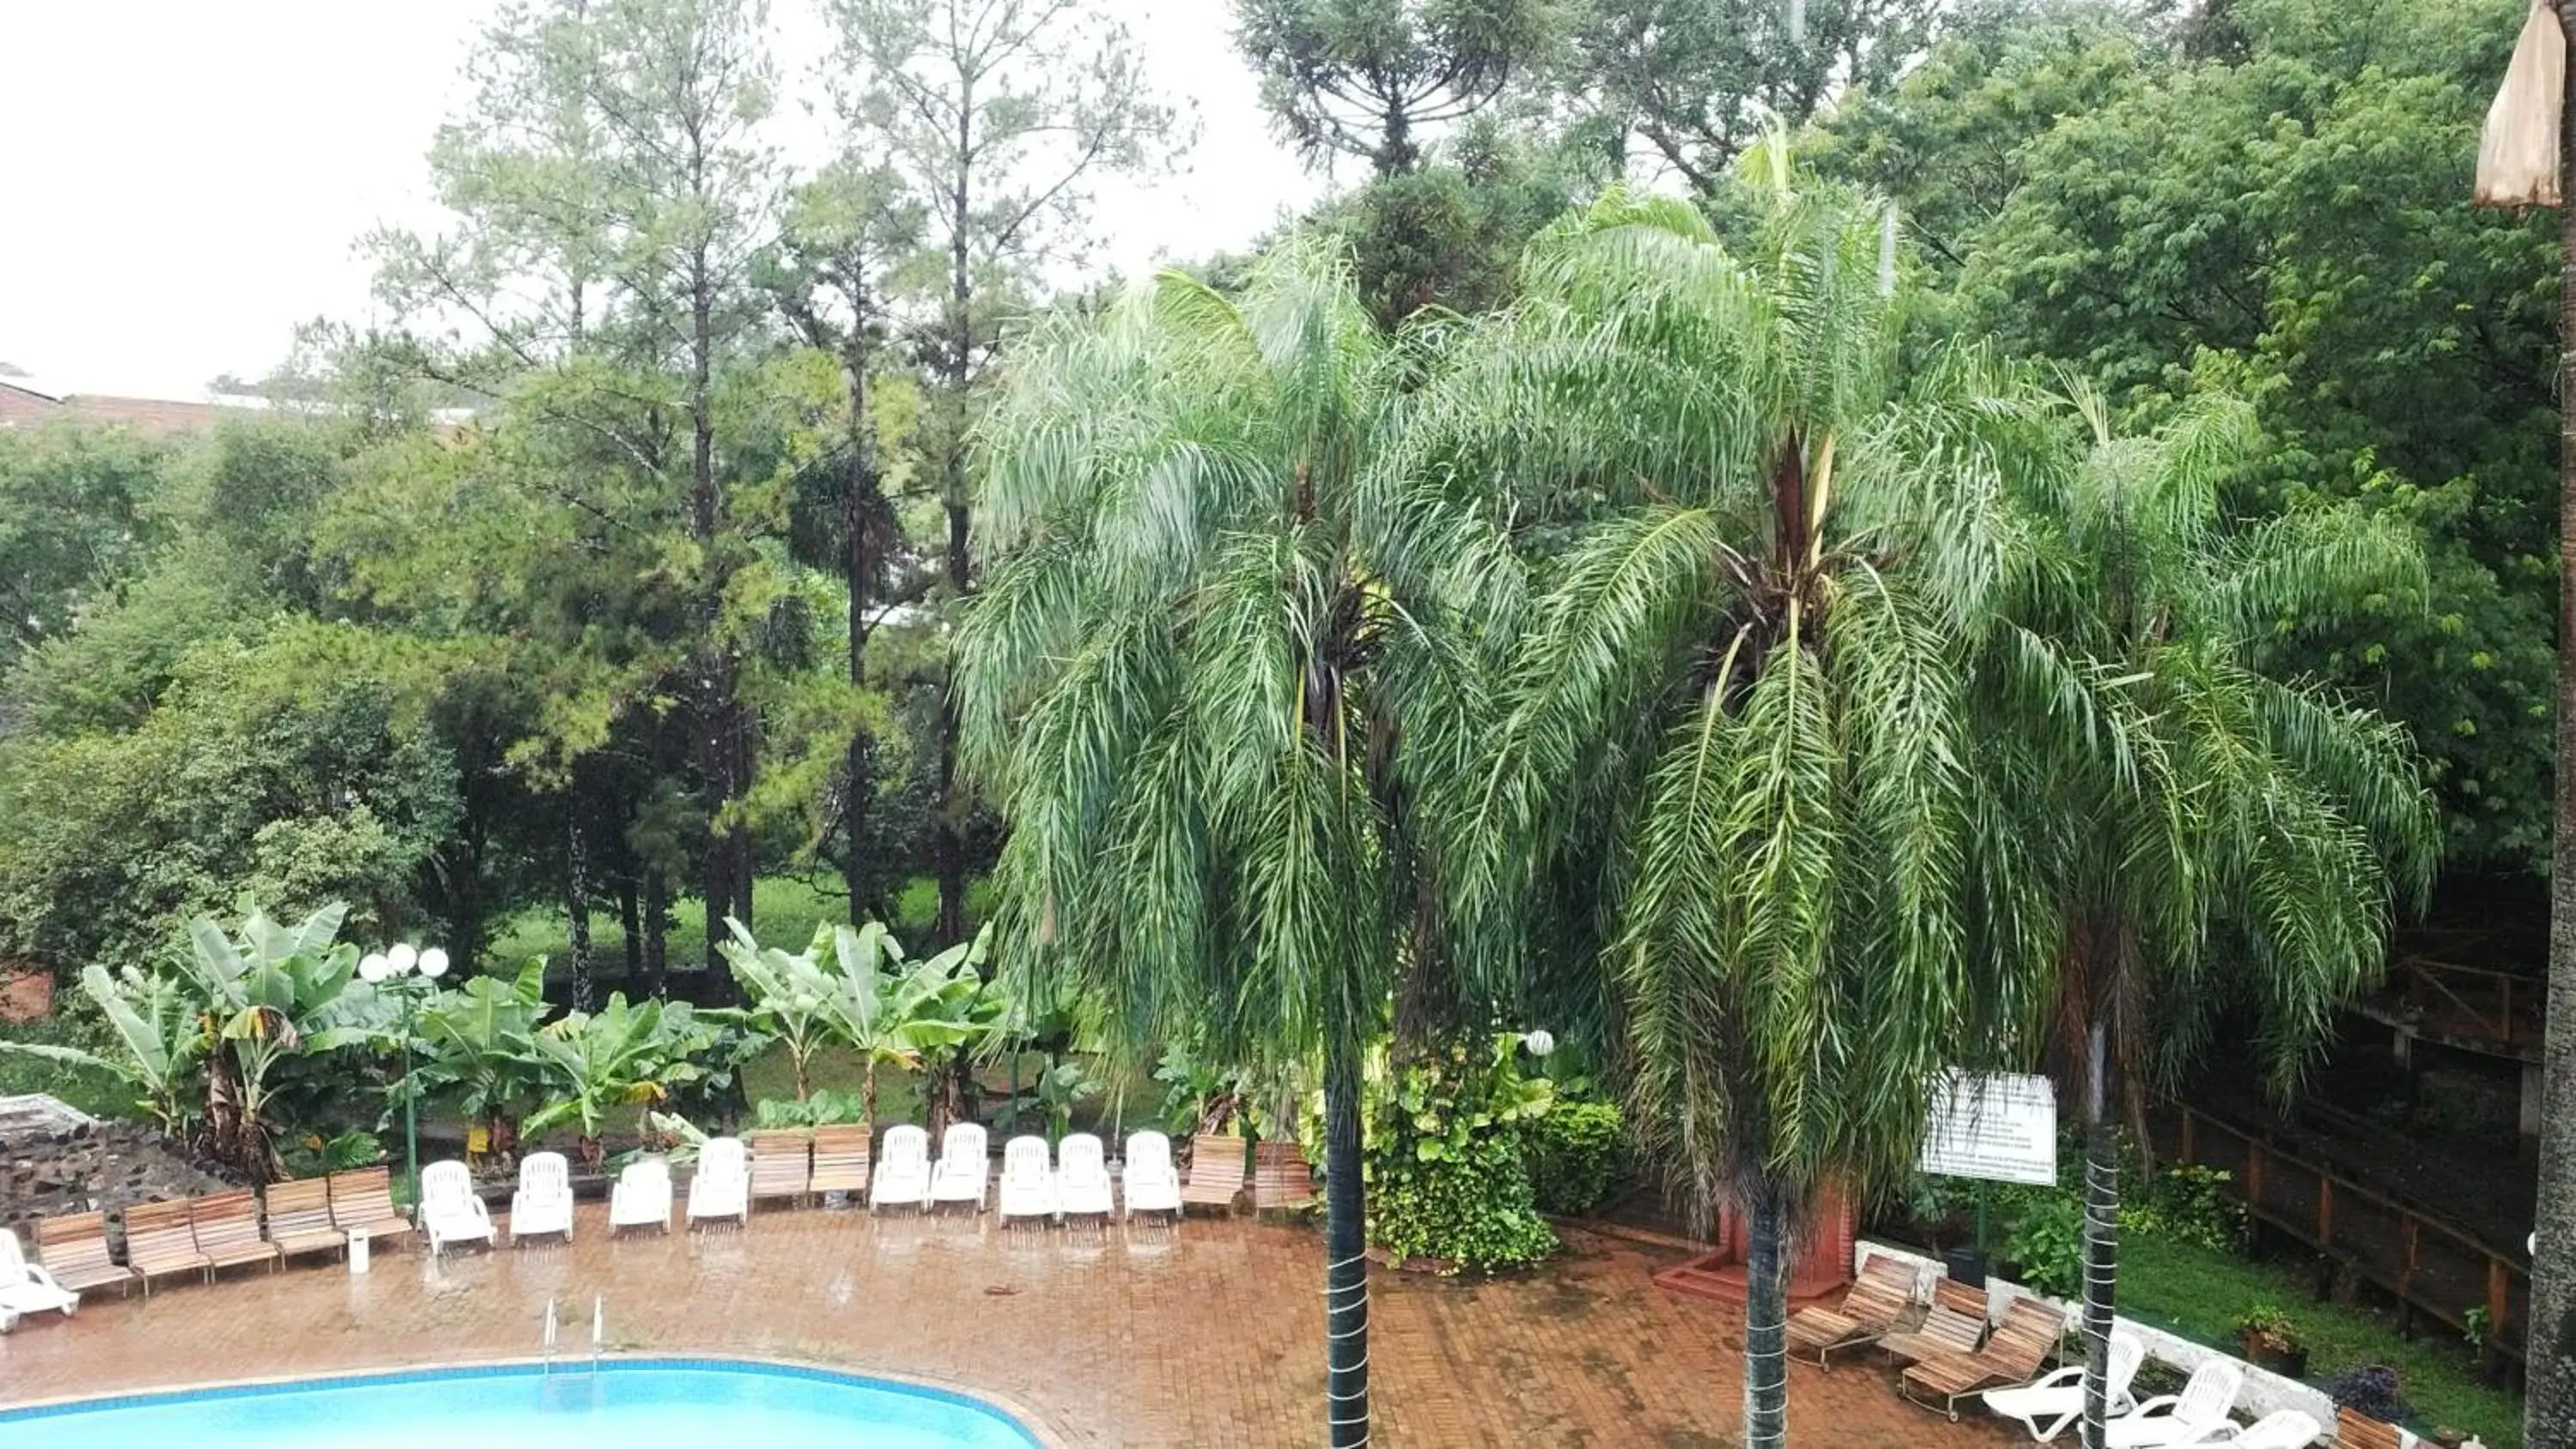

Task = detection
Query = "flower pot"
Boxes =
[2238,1331,2308,1379]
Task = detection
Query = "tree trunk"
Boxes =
[842,340,882,924]
[934,108,975,949]
[619,875,642,987]
[1322,1021,1370,1449]
[566,813,594,1011]
[2081,1016,2120,1449]
[642,872,670,998]
[2527,22,2576,1441]
[1741,1179,1789,1449]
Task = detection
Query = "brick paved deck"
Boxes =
[0,1203,2017,1446]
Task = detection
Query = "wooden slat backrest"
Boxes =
[1184,1134,1247,1203]
[2336,1410,2403,1449]
[36,1213,114,1272]
[809,1125,872,1189]
[264,1179,335,1234]
[747,1130,812,1197]
[1859,1253,1919,1297]
[124,1200,200,1258]
[191,1190,264,1252]
[1919,1279,1991,1352]
[1841,1274,1911,1326]
[1253,1142,1315,1209]
[328,1167,403,1226]
[1979,1298,2066,1378]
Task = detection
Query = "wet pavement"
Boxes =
[0,1202,2020,1446]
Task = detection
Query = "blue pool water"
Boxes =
[0,1360,1044,1448]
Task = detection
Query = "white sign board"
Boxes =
[1919,1070,2057,1186]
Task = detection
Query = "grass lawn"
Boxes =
[2121,1232,2524,1448]
[483,874,996,978]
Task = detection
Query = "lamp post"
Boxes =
[360,942,449,1208]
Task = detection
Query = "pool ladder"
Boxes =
[541,1295,605,1379]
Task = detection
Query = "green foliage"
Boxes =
[410,958,554,1146]
[0,627,461,976]
[522,993,720,1151]
[1364,1033,1558,1273]
[280,1128,385,1178]
[1153,1040,1249,1137]
[0,424,168,675]
[1235,0,1563,174]
[2000,1190,2085,1300]
[2121,1163,2245,1252]
[1523,1097,1623,1216]
[709,914,999,1121]
[751,1088,870,1126]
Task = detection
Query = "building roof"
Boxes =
[0,381,262,436]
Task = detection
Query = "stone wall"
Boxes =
[0,1108,240,1243]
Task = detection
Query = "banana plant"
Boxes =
[829,924,1003,1125]
[0,965,204,1135]
[412,958,554,1162]
[176,902,392,1182]
[522,993,708,1167]
[715,917,841,1100]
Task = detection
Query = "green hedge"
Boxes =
[1525,1099,1623,1216]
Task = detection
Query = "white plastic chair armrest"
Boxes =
[2124,1395,2181,1419]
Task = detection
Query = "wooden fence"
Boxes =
[2159,1103,2526,1376]
[2383,956,2543,1054]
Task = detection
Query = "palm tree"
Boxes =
[957,239,1507,1449]
[1416,183,2063,1449]
[1990,387,2439,1446]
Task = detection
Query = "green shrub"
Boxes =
[1526,1099,1624,1216]
[2002,1190,2085,1298]
[1364,1033,1558,1273]
[2123,1162,2245,1252]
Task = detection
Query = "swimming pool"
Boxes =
[0,1359,1045,1448]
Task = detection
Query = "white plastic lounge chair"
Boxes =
[870,1125,933,1212]
[0,1230,80,1331]
[2105,1359,2246,1448]
[996,1135,1058,1226]
[511,1150,575,1244]
[1122,1130,1182,1221]
[610,1158,672,1234]
[2175,1410,2322,1448]
[1980,1330,2143,1440]
[688,1137,750,1228]
[930,1122,989,1212]
[1056,1132,1115,1221]
[419,1160,495,1256]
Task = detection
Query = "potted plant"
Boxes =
[2234,1303,2310,1379]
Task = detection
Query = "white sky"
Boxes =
[0,0,1327,400]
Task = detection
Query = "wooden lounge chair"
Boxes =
[1253,1140,1316,1210]
[121,1200,212,1294]
[327,1166,416,1246]
[1901,1295,2069,1421]
[747,1129,813,1210]
[2336,1408,2403,1449]
[1182,1134,1247,1214]
[33,1213,137,1299]
[809,1124,872,1198]
[191,1190,283,1276]
[262,1178,348,1263]
[1787,1252,1919,1366]
[1878,1277,1991,1367]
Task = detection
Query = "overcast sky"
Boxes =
[0,1,1326,400]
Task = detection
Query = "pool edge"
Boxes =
[0,1352,1073,1448]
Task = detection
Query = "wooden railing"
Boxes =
[2385,957,2542,1052]
[2163,1103,2526,1376]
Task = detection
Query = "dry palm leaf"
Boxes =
[2476,0,2565,208]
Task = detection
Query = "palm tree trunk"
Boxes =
[2528,27,2576,1440]
[1741,1179,1789,1449]
[1322,1021,1370,1449]
[2081,1016,2120,1449]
